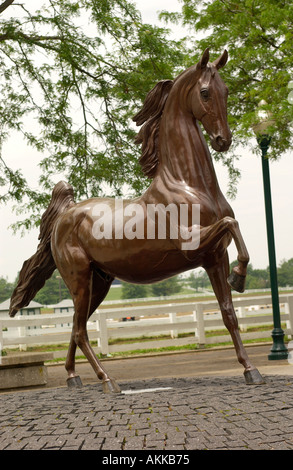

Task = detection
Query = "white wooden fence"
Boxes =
[1,294,293,356]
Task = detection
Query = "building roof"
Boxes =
[0,298,43,311]
[51,299,74,309]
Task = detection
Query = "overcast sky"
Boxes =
[0,0,292,282]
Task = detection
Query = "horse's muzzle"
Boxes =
[211,135,232,152]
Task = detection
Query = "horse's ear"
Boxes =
[213,50,228,70]
[199,48,210,69]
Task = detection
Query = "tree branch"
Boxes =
[0,32,62,42]
[219,0,243,14]
[260,34,280,49]
[0,30,105,81]
[0,0,14,14]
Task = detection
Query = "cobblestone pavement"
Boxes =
[0,374,293,451]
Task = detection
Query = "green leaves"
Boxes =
[162,0,293,166]
[0,0,187,228]
[1,0,291,230]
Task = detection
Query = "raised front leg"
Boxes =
[224,218,250,293]
[205,255,265,385]
[187,217,250,293]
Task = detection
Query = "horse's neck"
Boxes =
[159,108,219,192]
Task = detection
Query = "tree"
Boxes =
[187,270,212,291]
[121,282,148,300]
[34,270,70,304]
[278,258,293,287]
[160,0,293,196]
[151,276,182,297]
[245,268,270,289]
[230,260,270,289]
[0,276,15,302]
[0,0,187,230]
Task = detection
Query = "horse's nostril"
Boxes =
[211,134,231,152]
[216,136,225,148]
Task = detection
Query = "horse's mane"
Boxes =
[133,80,173,178]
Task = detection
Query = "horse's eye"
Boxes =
[200,89,209,100]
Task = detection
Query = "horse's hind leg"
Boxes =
[65,271,110,387]
[205,254,265,385]
[63,261,120,393]
[65,325,82,388]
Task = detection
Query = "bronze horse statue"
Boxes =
[9,49,265,392]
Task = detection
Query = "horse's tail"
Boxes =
[9,181,75,317]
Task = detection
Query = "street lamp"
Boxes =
[253,101,288,360]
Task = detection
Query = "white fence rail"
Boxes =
[1,294,293,356]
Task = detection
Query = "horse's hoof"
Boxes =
[244,368,266,385]
[102,378,121,394]
[67,375,83,388]
[227,270,246,293]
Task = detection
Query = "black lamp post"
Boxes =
[253,102,288,360]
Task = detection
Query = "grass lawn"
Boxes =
[103,286,202,302]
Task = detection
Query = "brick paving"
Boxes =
[0,374,293,451]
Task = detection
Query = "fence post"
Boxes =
[238,307,247,332]
[169,311,178,338]
[17,317,27,351]
[96,311,109,356]
[286,295,293,340]
[194,303,205,348]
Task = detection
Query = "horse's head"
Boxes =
[180,48,232,152]
[133,49,232,178]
